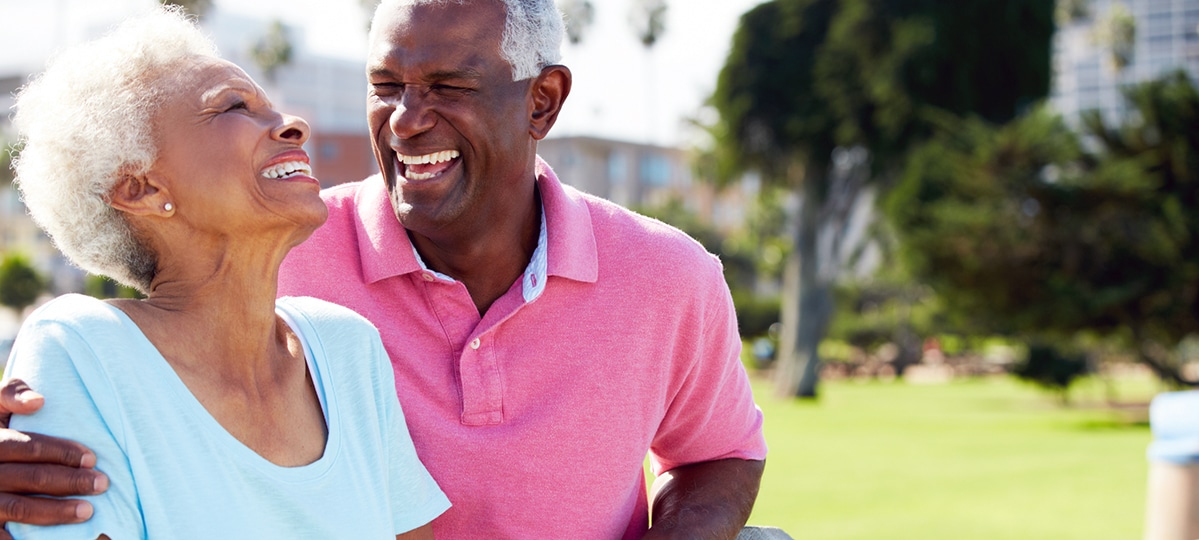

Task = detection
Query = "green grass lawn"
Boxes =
[746,374,1161,539]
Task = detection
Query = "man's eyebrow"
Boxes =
[425,68,483,81]
[366,67,483,82]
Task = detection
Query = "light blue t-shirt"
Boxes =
[5,294,450,539]
[1148,390,1199,465]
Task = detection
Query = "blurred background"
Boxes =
[2,0,1198,538]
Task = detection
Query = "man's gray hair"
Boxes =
[375,0,565,80]
[11,6,218,292]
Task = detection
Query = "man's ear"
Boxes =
[528,65,572,141]
[108,170,173,217]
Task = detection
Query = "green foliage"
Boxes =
[84,275,142,300]
[1012,344,1092,402]
[884,107,1083,336]
[1056,0,1092,25]
[828,267,940,351]
[251,20,293,83]
[710,0,1054,184]
[732,291,780,338]
[1,138,19,184]
[887,71,1199,385]
[1093,2,1136,72]
[0,253,45,313]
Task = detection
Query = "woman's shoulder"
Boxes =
[24,293,127,330]
[276,296,379,337]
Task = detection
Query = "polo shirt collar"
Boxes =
[536,156,598,284]
[355,174,423,284]
[353,157,599,295]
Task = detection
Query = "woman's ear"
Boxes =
[109,170,174,217]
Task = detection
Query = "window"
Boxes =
[638,154,671,188]
[607,151,627,184]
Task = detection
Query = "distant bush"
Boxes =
[0,253,45,313]
[732,291,779,338]
[84,275,142,300]
[1012,344,1091,404]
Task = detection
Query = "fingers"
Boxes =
[0,492,94,526]
[0,462,107,497]
[0,379,44,419]
[0,430,96,469]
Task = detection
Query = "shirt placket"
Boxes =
[416,270,507,426]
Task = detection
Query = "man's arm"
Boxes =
[646,457,765,540]
[0,378,107,539]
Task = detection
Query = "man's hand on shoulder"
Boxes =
[0,378,107,539]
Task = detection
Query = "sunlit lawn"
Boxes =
[746,374,1161,539]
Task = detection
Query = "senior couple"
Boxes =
[0,0,770,539]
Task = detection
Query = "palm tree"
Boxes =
[559,0,596,45]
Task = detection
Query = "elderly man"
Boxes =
[0,0,768,538]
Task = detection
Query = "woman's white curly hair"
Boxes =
[373,0,565,80]
[12,6,218,293]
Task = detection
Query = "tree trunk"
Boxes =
[774,166,834,399]
[1134,330,1199,389]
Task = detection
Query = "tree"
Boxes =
[251,20,294,83]
[159,0,212,19]
[1056,0,1091,25]
[710,0,1053,398]
[559,0,596,45]
[84,275,142,300]
[886,72,1199,387]
[1093,2,1136,72]
[0,138,16,184]
[1012,344,1091,405]
[0,253,45,315]
[628,0,668,48]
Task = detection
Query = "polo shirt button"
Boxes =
[470,338,481,350]
[422,273,435,282]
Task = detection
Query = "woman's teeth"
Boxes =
[262,161,312,179]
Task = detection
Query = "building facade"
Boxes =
[536,135,757,237]
[1052,0,1199,121]
[0,6,377,295]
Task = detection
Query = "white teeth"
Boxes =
[398,150,460,166]
[261,160,312,179]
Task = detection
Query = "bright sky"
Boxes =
[0,0,764,146]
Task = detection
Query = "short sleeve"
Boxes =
[648,268,767,474]
[1147,391,1199,464]
[4,317,145,540]
[374,337,451,533]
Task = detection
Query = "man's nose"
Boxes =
[390,87,436,139]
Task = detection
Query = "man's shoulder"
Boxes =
[319,177,373,210]
[576,192,720,268]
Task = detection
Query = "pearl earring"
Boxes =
[164,202,174,212]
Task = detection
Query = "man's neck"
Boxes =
[410,187,542,315]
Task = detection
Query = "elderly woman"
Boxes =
[3,7,448,539]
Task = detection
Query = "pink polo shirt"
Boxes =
[278,159,767,539]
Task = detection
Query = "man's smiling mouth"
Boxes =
[397,150,460,181]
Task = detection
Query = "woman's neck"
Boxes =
[112,244,289,382]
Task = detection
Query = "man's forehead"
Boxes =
[374,0,498,28]
[367,0,507,67]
